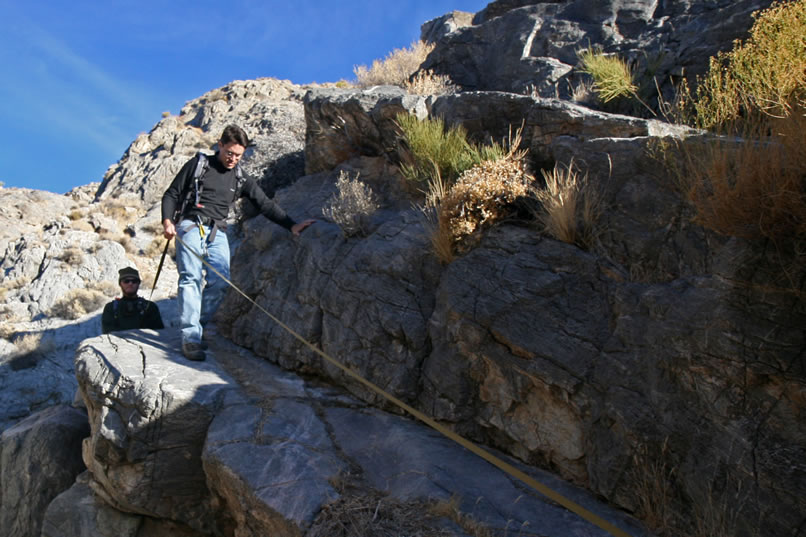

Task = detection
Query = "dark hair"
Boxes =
[220,124,250,147]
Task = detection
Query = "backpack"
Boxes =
[112,297,148,319]
[174,152,246,222]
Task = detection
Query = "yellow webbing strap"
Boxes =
[174,235,633,537]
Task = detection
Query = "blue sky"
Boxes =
[0,1,489,194]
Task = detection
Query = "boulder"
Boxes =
[41,473,206,537]
[74,329,242,533]
[0,404,89,537]
[303,85,428,175]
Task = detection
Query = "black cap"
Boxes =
[118,267,141,282]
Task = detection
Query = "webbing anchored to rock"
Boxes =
[173,234,634,537]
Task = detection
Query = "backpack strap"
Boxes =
[174,152,211,222]
[113,297,148,320]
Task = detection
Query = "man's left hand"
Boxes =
[291,219,316,236]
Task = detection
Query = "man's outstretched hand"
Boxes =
[291,219,316,237]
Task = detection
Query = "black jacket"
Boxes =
[101,296,164,334]
[161,152,295,230]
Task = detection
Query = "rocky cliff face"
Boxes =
[1,1,804,537]
[420,0,774,102]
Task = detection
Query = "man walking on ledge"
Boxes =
[161,124,314,361]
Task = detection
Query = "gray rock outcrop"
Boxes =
[95,78,310,207]
[71,325,647,537]
[420,0,775,103]
[0,404,89,537]
[207,85,804,537]
[2,1,804,536]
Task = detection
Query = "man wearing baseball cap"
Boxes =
[101,267,165,334]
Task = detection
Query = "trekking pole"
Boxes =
[150,239,171,300]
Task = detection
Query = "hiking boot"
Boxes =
[182,342,206,361]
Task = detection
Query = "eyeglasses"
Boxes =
[121,279,140,285]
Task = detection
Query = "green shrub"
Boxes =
[691,0,806,130]
[396,114,508,188]
[666,0,806,243]
[577,45,637,103]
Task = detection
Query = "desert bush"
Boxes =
[675,114,806,241]
[50,288,108,320]
[1,277,27,291]
[322,171,380,237]
[68,209,84,221]
[404,69,455,96]
[531,160,601,248]
[402,117,528,262]
[5,332,57,370]
[438,157,531,255]
[354,41,434,88]
[59,247,84,266]
[688,0,806,130]
[664,0,806,242]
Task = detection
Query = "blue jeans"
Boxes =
[175,219,230,344]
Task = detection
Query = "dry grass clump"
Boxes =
[70,219,95,233]
[322,171,380,237]
[429,496,500,537]
[99,197,140,226]
[5,332,57,371]
[663,1,806,243]
[88,280,120,298]
[677,116,806,240]
[99,231,138,254]
[144,236,175,258]
[49,288,108,320]
[405,69,455,96]
[0,316,17,339]
[59,247,84,266]
[531,160,601,248]
[307,490,455,537]
[438,157,531,255]
[629,439,677,534]
[1,277,27,292]
[140,220,165,235]
[354,41,435,89]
